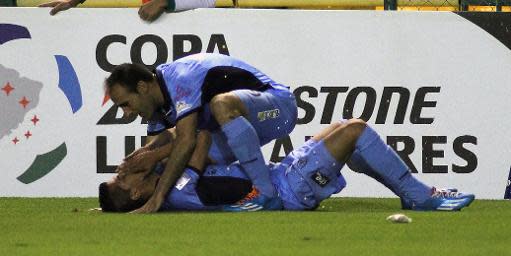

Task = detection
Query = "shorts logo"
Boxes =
[176,101,191,114]
[206,167,217,175]
[296,158,307,169]
[257,109,280,122]
[311,171,330,187]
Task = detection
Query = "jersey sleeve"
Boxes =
[146,119,169,136]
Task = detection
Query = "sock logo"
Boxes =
[311,171,330,187]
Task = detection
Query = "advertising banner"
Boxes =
[1,8,510,198]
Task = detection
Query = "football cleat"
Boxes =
[411,187,475,211]
[401,188,460,210]
[223,187,283,212]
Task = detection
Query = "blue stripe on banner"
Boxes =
[55,55,83,113]
[0,24,31,45]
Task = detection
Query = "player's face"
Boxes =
[109,83,155,119]
[109,84,143,118]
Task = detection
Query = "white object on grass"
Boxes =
[386,213,412,223]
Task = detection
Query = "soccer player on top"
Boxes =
[105,54,298,212]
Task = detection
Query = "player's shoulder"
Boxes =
[157,53,250,79]
[156,58,203,79]
[177,53,247,69]
[178,53,232,62]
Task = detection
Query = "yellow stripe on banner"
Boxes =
[397,0,458,7]
[17,0,144,7]
[237,0,383,9]
[216,0,234,7]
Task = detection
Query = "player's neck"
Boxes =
[150,81,165,108]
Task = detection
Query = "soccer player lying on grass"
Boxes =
[99,119,475,212]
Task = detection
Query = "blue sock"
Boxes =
[349,125,432,205]
[221,116,276,197]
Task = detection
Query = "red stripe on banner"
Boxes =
[102,94,110,106]
[142,0,151,3]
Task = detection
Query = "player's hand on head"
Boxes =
[116,162,146,179]
[122,150,158,174]
[38,0,81,15]
[115,163,129,179]
[124,146,151,161]
[138,0,168,22]
[130,195,163,214]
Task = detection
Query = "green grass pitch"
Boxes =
[0,197,508,255]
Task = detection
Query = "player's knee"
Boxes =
[345,119,367,139]
[210,93,243,124]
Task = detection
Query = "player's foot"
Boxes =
[410,187,475,211]
[223,187,283,212]
[401,188,460,209]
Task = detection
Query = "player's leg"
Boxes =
[209,92,282,210]
[230,88,297,145]
[273,123,348,210]
[333,119,474,211]
[207,88,297,165]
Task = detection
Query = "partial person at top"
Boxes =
[38,0,216,22]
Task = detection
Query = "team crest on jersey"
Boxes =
[176,101,192,114]
[311,171,330,187]
[257,109,280,122]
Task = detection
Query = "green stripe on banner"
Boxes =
[0,0,16,6]
[166,0,176,11]
[17,143,67,184]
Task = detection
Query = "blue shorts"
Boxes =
[209,88,297,164]
[272,139,347,210]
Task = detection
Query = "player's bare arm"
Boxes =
[188,130,212,172]
[120,128,177,175]
[40,0,215,21]
[38,0,82,15]
[131,113,198,213]
[143,128,176,150]
[138,0,168,22]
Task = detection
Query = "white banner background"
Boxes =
[0,8,509,198]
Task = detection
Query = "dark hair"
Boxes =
[98,182,147,212]
[105,63,155,93]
